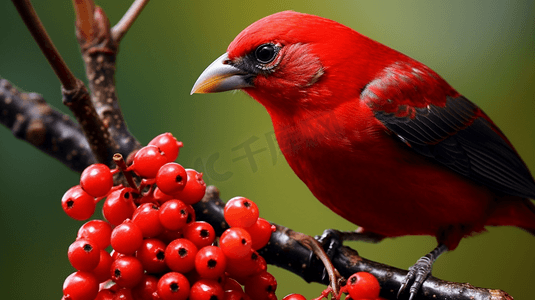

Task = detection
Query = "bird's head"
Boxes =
[191,11,396,115]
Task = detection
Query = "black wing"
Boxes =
[372,95,535,198]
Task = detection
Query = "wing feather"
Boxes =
[363,62,535,198]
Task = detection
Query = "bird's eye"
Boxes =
[254,44,278,64]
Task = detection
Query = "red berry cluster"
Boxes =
[61,133,276,300]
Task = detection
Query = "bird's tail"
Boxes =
[486,198,535,236]
[522,200,535,237]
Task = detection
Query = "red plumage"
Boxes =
[195,11,535,252]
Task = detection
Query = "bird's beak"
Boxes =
[191,53,254,94]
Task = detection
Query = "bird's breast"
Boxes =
[269,102,494,240]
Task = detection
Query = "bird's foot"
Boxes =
[315,228,385,258]
[310,228,385,297]
[397,244,449,300]
[315,229,344,262]
[398,256,433,300]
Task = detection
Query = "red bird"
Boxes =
[192,11,535,298]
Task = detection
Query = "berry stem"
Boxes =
[310,286,333,300]
[113,153,139,192]
[139,178,156,194]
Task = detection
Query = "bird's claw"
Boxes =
[316,229,343,260]
[397,278,409,299]
[293,230,342,296]
[317,230,351,297]
[397,255,433,299]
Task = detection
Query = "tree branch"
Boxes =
[0,78,96,172]
[111,0,151,43]
[11,0,118,165]
[74,1,141,164]
[61,78,114,165]
[11,0,146,166]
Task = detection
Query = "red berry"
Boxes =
[190,279,225,300]
[282,294,306,300]
[183,221,215,249]
[149,132,183,163]
[224,289,251,300]
[195,246,227,279]
[346,272,381,300]
[185,204,196,224]
[92,249,113,282]
[63,271,99,300]
[77,219,112,250]
[80,163,114,198]
[165,238,198,273]
[186,270,226,289]
[132,203,164,238]
[156,163,188,194]
[224,197,259,228]
[220,227,252,260]
[244,271,277,300]
[112,287,133,300]
[157,228,184,244]
[153,186,174,203]
[159,199,189,231]
[226,251,266,279]
[102,187,136,226]
[223,278,243,292]
[121,290,135,300]
[68,238,101,271]
[131,274,159,300]
[95,289,115,300]
[130,145,168,178]
[111,221,143,255]
[61,185,96,221]
[172,169,206,205]
[110,256,144,288]
[157,272,190,300]
[110,249,126,261]
[135,238,167,274]
[244,217,272,250]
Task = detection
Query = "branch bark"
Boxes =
[11,0,120,165]
[0,78,96,172]
[74,2,141,164]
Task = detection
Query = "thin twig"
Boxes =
[11,0,77,90]
[72,0,96,42]
[111,0,151,42]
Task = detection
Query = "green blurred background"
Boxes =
[1,1,534,299]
